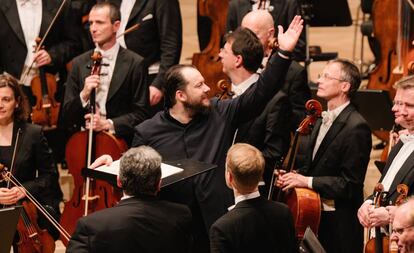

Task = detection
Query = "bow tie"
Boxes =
[400,134,414,144]
[321,111,335,126]
[18,0,39,6]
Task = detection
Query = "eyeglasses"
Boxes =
[317,73,347,82]
[392,224,414,235]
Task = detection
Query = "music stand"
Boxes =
[82,159,217,189]
[0,206,22,253]
[299,227,327,253]
[310,87,395,132]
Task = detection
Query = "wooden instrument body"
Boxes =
[59,131,126,245]
[285,187,321,238]
[16,201,55,253]
[193,0,229,97]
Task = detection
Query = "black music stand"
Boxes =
[310,87,394,132]
[0,206,22,253]
[303,0,352,27]
[82,159,216,189]
[299,227,327,253]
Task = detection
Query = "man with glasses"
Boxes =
[277,59,372,253]
[358,75,414,247]
[391,198,414,253]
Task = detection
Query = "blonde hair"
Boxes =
[394,75,414,90]
[226,143,265,191]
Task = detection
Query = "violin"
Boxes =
[365,183,389,253]
[0,163,70,252]
[216,79,234,100]
[272,99,322,239]
[15,201,55,253]
[389,184,409,253]
[60,52,126,245]
[30,38,60,130]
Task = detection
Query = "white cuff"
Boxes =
[307,177,313,189]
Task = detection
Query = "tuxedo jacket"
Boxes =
[210,197,296,253]
[368,141,414,203]
[296,104,371,250]
[0,121,62,206]
[62,47,150,143]
[105,0,182,89]
[226,0,306,60]
[0,0,80,78]
[66,196,193,253]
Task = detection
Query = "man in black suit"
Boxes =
[227,0,306,61]
[241,9,310,130]
[89,0,182,110]
[218,27,291,197]
[358,75,414,234]
[277,59,372,253]
[210,143,296,253]
[131,17,303,252]
[62,2,149,144]
[0,0,80,85]
[66,145,192,253]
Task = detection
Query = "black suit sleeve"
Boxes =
[47,0,81,69]
[261,93,291,169]
[111,61,150,137]
[22,126,57,197]
[312,122,372,200]
[226,0,239,32]
[151,0,182,89]
[61,56,87,129]
[210,223,233,253]
[230,54,290,125]
[283,62,310,129]
[66,218,90,253]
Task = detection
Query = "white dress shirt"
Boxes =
[231,73,259,98]
[117,0,136,49]
[16,0,42,86]
[381,134,414,191]
[228,191,260,211]
[80,43,120,118]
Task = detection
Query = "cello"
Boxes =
[59,52,127,246]
[192,0,229,97]
[273,99,322,239]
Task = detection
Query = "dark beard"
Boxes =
[183,100,211,116]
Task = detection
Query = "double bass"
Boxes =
[273,99,322,239]
[59,52,127,245]
[192,0,229,97]
[368,0,414,141]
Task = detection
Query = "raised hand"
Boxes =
[277,15,304,52]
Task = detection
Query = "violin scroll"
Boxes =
[216,79,234,100]
[297,99,322,135]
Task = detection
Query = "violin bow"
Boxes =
[21,0,69,84]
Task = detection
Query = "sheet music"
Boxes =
[94,160,183,179]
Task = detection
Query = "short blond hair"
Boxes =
[394,75,414,90]
[226,143,265,191]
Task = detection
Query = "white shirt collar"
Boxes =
[322,101,350,125]
[231,73,259,97]
[96,42,120,61]
[228,191,260,211]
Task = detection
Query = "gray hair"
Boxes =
[119,146,162,196]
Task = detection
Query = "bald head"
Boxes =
[393,198,414,253]
[241,10,275,53]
